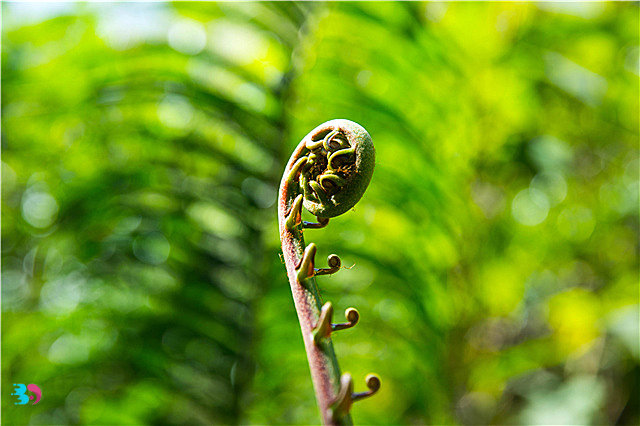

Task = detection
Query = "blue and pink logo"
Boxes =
[12,384,42,405]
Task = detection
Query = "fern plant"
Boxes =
[277,119,379,425]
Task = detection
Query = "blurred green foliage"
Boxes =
[2,2,638,425]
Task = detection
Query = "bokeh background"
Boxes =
[2,2,638,425]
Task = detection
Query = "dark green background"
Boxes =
[2,2,638,424]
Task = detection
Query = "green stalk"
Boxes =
[277,119,379,425]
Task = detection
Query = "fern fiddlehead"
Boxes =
[277,119,379,425]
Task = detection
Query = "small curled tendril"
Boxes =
[312,302,361,345]
[315,254,341,276]
[329,373,381,423]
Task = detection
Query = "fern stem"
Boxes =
[277,119,377,425]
